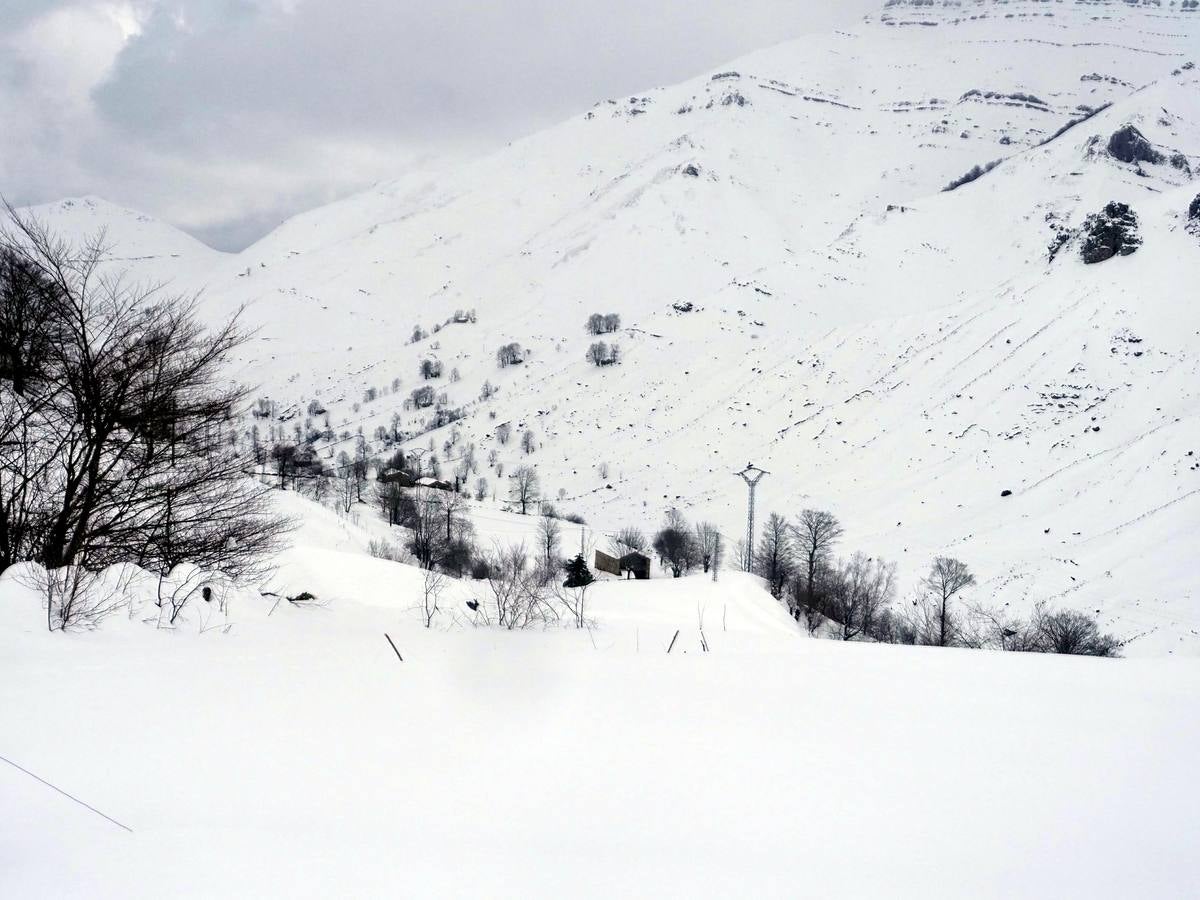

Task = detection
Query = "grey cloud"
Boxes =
[8,0,879,249]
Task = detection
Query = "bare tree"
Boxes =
[754,513,793,598]
[421,566,445,628]
[905,557,976,647]
[653,508,696,577]
[509,465,539,515]
[495,342,523,367]
[537,513,562,563]
[410,385,435,408]
[792,509,843,617]
[1030,603,1120,656]
[825,553,896,641]
[336,464,356,514]
[693,521,720,573]
[495,422,512,445]
[352,434,369,502]
[521,428,536,454]
[405,487,445,569]
[552,549,595,628]
[610,526,646,556]
[479,542,556,629]
[586,341,608,366]
[20,564,133,632]
[585,312,621,335]
[964,601,1030,651]
[0,206,288,583]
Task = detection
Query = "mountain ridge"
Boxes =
[17,0,1200,654]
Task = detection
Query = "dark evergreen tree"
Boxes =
[562,553,594,588]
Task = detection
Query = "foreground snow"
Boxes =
[3,501,1198,897]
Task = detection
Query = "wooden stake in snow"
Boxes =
[666,629,680,654]
[385,633,404,662]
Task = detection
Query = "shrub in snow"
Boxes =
[942,158,1002,191]
[1079,201,1141,263]
[1036,102,1110,148]
[968,601,1121,656]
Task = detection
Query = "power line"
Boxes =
[0,753,133,834]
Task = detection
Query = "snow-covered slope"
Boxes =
[22,0,1200,653]
[2,491,1198,898]
[14,195,224,283]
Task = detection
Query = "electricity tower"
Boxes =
[735,463,768,572]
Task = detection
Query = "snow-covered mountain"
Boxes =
[24,0,1200,654]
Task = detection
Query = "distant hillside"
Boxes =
[23,0,1200,653]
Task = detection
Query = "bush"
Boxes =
[943,158,1002,191]
[1036,102,1110,147]
[1031,607,1121,657]
[367,539,407,562]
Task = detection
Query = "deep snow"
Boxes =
[2,490,1198,898]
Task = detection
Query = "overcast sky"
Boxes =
[1,1,878,250]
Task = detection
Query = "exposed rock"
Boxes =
[1079,202,1141,264]
[1106,125,1163,166]
[683,164,701,177]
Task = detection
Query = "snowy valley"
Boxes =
[3,0,1200,896]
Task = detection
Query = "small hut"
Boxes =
[620,552,651,580]
[377,468,416,488]
[594,550,621,577]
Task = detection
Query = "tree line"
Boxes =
[608,504,1119,656]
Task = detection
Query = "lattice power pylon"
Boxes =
[735,463,768,572]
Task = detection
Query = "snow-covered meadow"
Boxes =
[3,491,1198,898]
[4,1,1200,895]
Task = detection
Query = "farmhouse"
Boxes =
[595,549,651,580]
